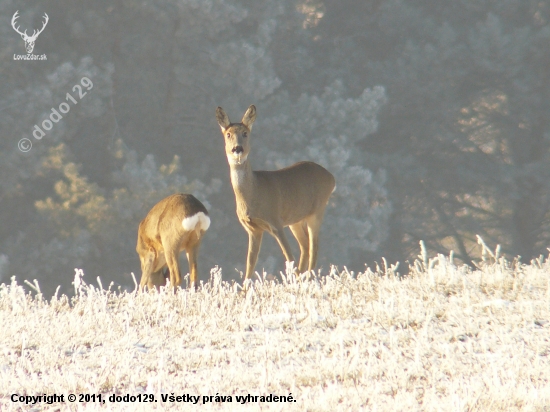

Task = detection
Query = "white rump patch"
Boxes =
[182,212,210,232]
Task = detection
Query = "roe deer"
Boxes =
[136,193,210,290]
[216,105,335,283]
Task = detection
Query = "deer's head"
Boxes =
[216,105,256,166]
[11,11,49,54]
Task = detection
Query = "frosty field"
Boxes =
[1,252,549,411]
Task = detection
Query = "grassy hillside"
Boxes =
[1,250,549,411]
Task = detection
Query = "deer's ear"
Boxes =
[241,105,256,130]
[216,107,230,131]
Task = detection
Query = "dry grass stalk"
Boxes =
[1,253,549,411]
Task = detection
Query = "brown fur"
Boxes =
[136,193,209,291]
[216,105,335,282]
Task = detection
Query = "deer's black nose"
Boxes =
[232,146,243,154]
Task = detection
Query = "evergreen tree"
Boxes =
[312,0,550,264]
[0,0,390,293]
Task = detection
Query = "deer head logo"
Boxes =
[11,11,49,54]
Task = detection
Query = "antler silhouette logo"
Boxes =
[11,10,49,54]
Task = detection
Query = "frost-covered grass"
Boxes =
[1,253,549,411]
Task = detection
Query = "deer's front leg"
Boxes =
[270,225,295,266]
[245,229,263,281]
[139,249,156,291]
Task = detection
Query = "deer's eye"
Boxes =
[226,133,231,139]
[243,132,248,138]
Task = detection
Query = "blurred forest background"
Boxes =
[1,0,549,296]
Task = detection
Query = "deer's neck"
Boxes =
[229,159,255,202]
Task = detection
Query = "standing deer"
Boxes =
[216,105,335,283]
[136,193,210,291]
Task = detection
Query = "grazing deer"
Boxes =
[136,193,210,290]
[216,105,335,283]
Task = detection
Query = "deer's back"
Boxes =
[254,161,335,223]
[138,194,208,243]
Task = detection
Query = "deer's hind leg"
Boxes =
[185,231,203,290]
[161,233,184,289]
[289,222,309,274]
[305,212,325,272]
